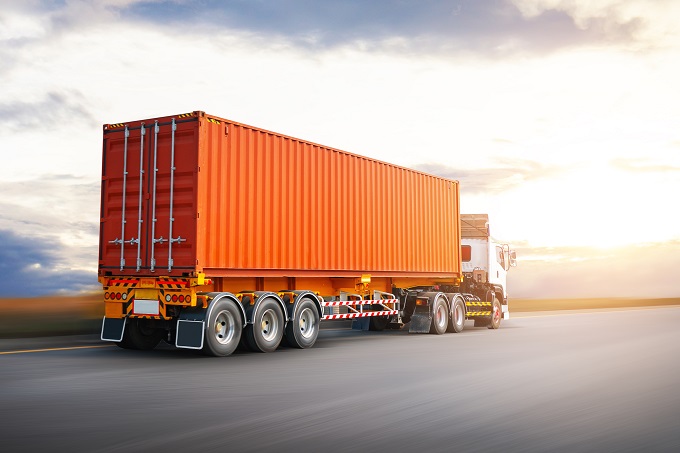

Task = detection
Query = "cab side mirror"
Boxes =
[509,250,517,267]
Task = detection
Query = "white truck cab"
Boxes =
[460,214,516,320]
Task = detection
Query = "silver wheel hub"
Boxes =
[454,305,463,325]
[260,308,278,342]
[298,307,316,339]
[436,303,447,328]
[214,309,235,345]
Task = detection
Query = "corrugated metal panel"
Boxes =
[100,111,461,278]
[196,114,461,278]
[99,114,199,275]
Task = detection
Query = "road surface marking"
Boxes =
[0,345,114,355]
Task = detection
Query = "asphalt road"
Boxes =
[1,307,679,452]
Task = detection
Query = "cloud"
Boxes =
[118,0,650,55]
[611,158,680,173]
[411,158,565,194]
[0,176,99,298]
[511,0,679,48]
[5,0,656,58]
[0,91,97,133]
[0,229,97,297]
[0,175,100,282]
[509,241,680,298]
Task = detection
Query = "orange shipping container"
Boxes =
[99,111,461,281]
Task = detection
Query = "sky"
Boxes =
[1,0,679,299]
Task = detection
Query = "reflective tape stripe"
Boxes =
[466,311,491,317]
[109,279,139,286]
[321,299,398,307]
[322,310,398,320]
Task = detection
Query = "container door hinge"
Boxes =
[109,237,139,270]
[109,237,139,245]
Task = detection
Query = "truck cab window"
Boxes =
[462,245,471,262]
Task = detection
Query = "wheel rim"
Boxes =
[436,302,447,329]
[298,307,316,339]
[493,303,501,324]
[454,304,464,327]
[214,309,236,345]
[260,308,279,342]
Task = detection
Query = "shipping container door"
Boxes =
[100,118,198,275]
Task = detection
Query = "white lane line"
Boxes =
[0,345,115,355]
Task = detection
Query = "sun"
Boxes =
[489,162,679,250]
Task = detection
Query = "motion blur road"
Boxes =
[1,307,679,452]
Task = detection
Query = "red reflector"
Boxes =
[171,294,178,302]
[186,295,191,303]
[104,292,109,300]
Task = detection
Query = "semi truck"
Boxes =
[99,111,516,356]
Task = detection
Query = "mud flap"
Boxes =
[176,320,205,349]
[408,313,431,333]
[101,316,126,342]
[176,308,207,349]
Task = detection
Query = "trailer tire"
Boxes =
[245,298,285,352]
[369,303,391,331]
[446,296,465,333]
[285,298,319,349]
[488,297,502,330]
[117,319,164,350]
[203,298,243,357]
[429,296,449,335]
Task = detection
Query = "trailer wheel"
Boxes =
[203,298,243,357]
[488,297,502,330]
[369,303,391,331]
[369,315,390,331]
[446,296,465,333]
[285,298,320,349]
[116,319,164,350]
[246,298,284,352]
[429,296,449,335]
